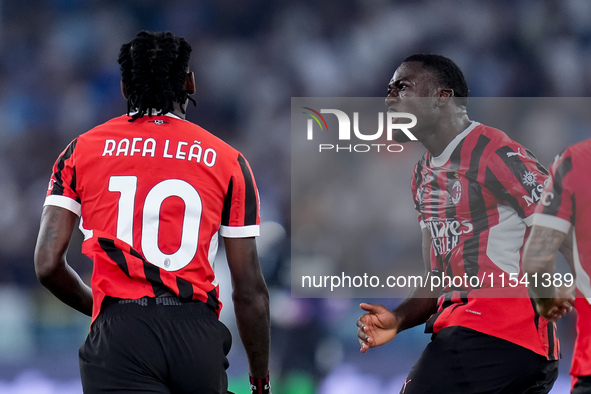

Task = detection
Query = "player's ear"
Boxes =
[120,81,129,99]
[185,72,196,95]
[437,88,454,106]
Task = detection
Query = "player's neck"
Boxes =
[423,114,471,157]
[171,101,188,120]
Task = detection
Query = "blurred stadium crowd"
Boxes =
[1,0,591,392]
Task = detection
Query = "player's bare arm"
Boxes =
[34,205,93,316]
[523,225,575,321]
[357,228,441,352]
[224,237,270,380]
[558,229,574,272]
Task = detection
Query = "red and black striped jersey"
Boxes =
[411,122,559,360]
[532,139,591,376]
[44,113,260,323]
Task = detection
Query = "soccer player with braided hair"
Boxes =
[34,30,271,394]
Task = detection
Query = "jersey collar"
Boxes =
[128,110,182,119]
[430,121,479,167]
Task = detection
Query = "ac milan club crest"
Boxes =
[450,180,462,205]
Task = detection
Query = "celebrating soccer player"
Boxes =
[356,54,571,393]
[34,31,271,394]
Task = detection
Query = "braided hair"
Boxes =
[118,31,196,122]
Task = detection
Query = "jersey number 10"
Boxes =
[108,175,202,272]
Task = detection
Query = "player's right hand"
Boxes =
[356,303,399,353]
[535,284,575,322]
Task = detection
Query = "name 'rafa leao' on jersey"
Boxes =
[532,139,591,377]
[44,113,261,323]
[411,122,559,360]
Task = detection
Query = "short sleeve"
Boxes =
[485,145,548,226]
[44,139,81,216]
[219,153,261,238]
[531,149,574,234]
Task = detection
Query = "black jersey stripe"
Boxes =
[547,321,557,360]
[98,237,130,277]
[237,154,257,226]
[444,141,462,215]
[128,248,171,296]
[462,134,491,278]
[529,297,540,331]
[552,155,573,196]
[495,146,525,183]
[176,276,194,302]
[414,155,439,221]
[426,164,440,220]
[52,139,78,197]
[221,177,234,227]
[413,159,425,212]
[484,167,526,219]
[524,148,549,175]
[206,288,221,312]
[70,166,80,204]
[425,292,452,333]
[425,291,470,333]
[571,194,576,224]
[443,138,464,246]
[413,157,430,217]
[143,261,169,296]
[443,253,453,278]
[529,297,558,360]
[543,156,572,217]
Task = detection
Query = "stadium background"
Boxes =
[0,0,589,392]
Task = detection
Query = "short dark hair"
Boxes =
[403,53,469,107]
[118,31,195,122]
